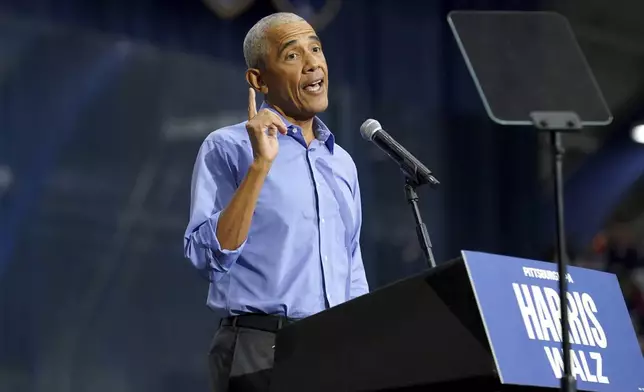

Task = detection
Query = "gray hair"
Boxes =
[243,12,306,69]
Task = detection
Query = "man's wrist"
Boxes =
[250,158,272,175]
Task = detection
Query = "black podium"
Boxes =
[270,257,559,392]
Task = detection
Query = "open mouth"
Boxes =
[303,78,324,92]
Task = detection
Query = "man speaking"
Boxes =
[183,12,369,392]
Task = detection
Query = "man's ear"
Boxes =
[245,69,268,95]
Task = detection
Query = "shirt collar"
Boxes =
[259,101,335,154]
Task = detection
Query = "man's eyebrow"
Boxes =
[278,36,321,55]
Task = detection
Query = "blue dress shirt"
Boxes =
[184,102,369,319]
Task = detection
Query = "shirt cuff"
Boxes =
[199,210,247,272]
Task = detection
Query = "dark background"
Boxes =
[1,0,644,391]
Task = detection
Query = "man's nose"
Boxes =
[303,53,321,73]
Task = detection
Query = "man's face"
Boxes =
[261,21,328,119]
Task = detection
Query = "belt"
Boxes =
[220,314,297,333]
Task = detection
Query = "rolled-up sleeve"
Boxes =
[184,138,246,278]
[349,172,369,299]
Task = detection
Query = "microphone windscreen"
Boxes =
[360,119,382,141]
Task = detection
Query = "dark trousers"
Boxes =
[208,324,277,392]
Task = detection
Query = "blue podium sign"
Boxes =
[462,250,644,391]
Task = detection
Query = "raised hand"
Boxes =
[245,88,287,165]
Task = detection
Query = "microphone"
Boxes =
[360,119,440,187]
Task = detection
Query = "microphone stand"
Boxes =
[404,177,437,269]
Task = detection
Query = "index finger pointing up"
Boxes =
[248,88,257,120]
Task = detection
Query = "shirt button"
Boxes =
[324,255,328,261]
[321,218,325,224]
